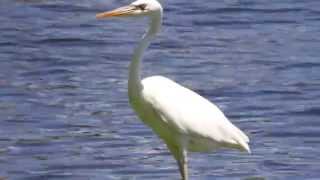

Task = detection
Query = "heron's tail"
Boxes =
[237,137,251,153]
[225,122,251,154]
[234,129,251,153]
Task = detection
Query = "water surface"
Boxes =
[1,0,320,179]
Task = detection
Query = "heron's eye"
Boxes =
[136,4,147,11]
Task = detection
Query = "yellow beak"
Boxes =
[96,5,137,19]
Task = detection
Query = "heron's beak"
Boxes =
[96,5,137,19]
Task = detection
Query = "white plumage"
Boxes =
[142,76,250,152]
[96,0,250,179]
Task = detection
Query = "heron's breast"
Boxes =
[131,98,179,144]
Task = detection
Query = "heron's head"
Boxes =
[96,0,162,19]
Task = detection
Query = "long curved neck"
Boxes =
[128,12,162,102]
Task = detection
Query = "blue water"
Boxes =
[1,0,320,179]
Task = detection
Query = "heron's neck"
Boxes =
[128,13,162,101]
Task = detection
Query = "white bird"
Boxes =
[96,0,250,179]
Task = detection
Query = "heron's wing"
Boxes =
[142,76,250,152]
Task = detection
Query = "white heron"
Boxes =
[96,0,250,179]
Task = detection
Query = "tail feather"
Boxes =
[232,126,251,153]
[237,138,251,153]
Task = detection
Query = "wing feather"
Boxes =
[142,76,250,152]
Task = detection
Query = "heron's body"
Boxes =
[137,76,249,153]
[96,0,250,179]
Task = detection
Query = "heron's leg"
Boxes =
[177,147,188,180]
[181,148,188,180]
[166,139,189,180]
[177,159,184,180]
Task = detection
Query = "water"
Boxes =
[1,0,320,179]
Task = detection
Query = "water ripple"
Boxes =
[1,0,320,179]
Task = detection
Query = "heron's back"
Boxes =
[141,76,250,153]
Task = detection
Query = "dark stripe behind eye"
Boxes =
[136,4,147,11]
